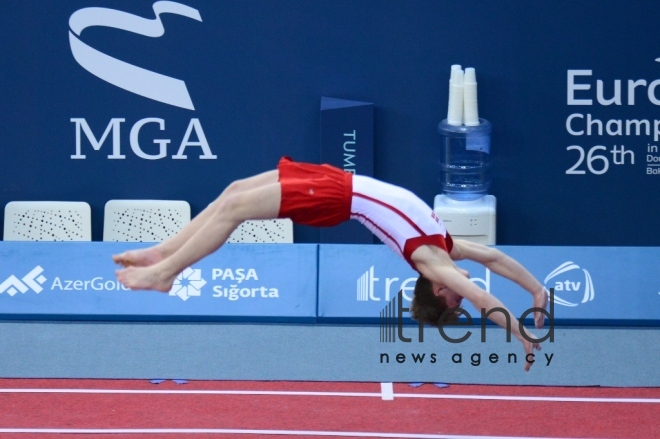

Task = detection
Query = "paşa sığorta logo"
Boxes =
[169,267,207,301]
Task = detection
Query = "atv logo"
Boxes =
[69,1,202,110]
[0,266,47,296]
[544,261,594,307]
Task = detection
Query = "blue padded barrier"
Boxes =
[0,242,317,322]
[0,243,657,326]
[318,244,660,326]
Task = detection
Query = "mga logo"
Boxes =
[68,2,218,161]
[68,1,202,110]
[0,266,47,296]
[544,261,595,307]
[169,267,207,301]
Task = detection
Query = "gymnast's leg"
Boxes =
[115,181,282,292]
[112,170,279,267]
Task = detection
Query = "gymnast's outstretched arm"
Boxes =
[449,239,548,328]
[413,255,541,372]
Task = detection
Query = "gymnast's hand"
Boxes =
[533,287,549,329]
[523,336,542,372]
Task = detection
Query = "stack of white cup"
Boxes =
[446,65,479,127]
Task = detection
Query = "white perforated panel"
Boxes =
[104,200,191,242]
[3,201,92,241]
[227,219,294,243]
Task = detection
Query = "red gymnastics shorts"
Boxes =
[277,157,353,227]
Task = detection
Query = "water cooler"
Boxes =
[433,66,496,244]
[434,194,496,245]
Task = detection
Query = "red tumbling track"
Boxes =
[0,379,657,438]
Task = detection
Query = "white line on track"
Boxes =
[0,428,599,438]
[0,388,657,403]
[381,382,394,400]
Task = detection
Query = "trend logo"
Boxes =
[169,267,207,301]
[68,1,202,110]
[380,294,398,342]
[0,266,47,296]
[544,261,594,307]
[356,266,379,301]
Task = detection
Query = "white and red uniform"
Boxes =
[277,157,452,271]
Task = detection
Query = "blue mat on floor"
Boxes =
[0,322,657,386]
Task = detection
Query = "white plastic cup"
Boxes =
[447,67,464,126]
[463,67,479,126]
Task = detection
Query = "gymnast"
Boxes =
[114,157,548,370]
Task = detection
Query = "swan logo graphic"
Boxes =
[0,266,47,296]
[169,267,207,301]
[68,1,202,110]
[544,261,594,307]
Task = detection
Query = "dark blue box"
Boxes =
[320,97,374,243]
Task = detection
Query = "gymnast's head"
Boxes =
[410,269,469,326]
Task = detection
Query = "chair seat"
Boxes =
[103,200,191,242]
[227,219,293,243]
[3,201,91,241]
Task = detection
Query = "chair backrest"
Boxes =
[103,200,191,242]
[227,219,294,243]
[3,201,92,241]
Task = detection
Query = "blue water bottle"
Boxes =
[438,118,492,201]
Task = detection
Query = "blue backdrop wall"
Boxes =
[1,0,658,245]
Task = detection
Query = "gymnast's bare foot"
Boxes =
[116,266,176,292]
[534,288,549,329]
[113,247,165,268]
